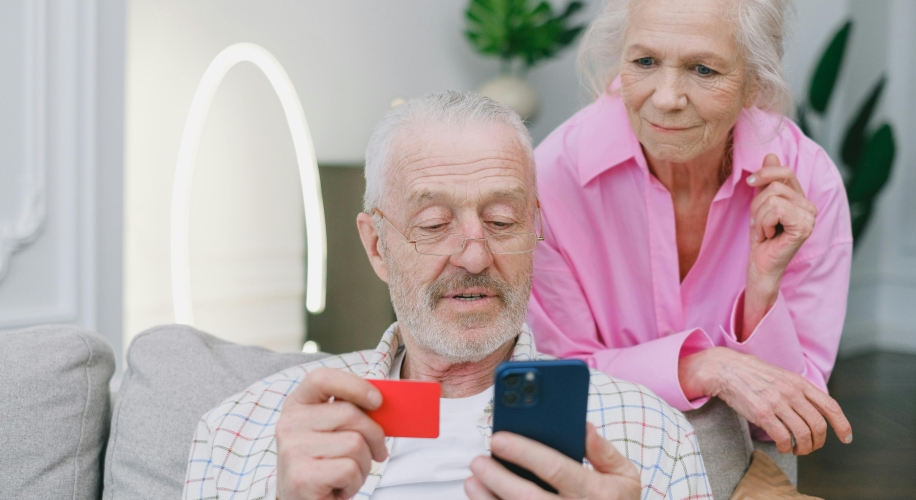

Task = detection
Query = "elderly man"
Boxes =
[183,91,710,500]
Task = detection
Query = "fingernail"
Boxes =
[845,433,853,444]
[368,389,382,408]
[754,234,759,242]
[750,217,754,227]
[747,175,756,185]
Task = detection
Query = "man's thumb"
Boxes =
[585,422,638,477]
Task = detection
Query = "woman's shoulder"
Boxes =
[740,108,846,197]
[535,93,633,181]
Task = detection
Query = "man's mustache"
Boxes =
[425,272,511,309]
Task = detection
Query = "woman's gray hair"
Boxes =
[363,90,535,213]
[578,0,795,117]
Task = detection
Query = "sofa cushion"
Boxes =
[104,325,329,499]
[684,397,754,500]
[0,324,115,500]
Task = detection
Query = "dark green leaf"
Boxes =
[841,75,886,170]
[796,105,811,137]
[846,124,895,203]
[809,21,852,114]
[560,1,584,18]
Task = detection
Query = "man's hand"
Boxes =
[464,423,641,500]
[680,347,853,455]
[276,368,389,500]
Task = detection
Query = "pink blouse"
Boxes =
[527,93,853,411]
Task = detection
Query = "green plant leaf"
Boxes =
[846,123,895,203]
[841,75,886,170]
[809,21,852,114]
[464,0,585,68]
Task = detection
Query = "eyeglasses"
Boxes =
[372,207,544,256]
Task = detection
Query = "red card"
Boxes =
[367,379,440,438]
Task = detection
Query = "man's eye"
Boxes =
[695,64,715,76]
[420,223,448,231]
[636,57,654,67]
[489,221,516,230]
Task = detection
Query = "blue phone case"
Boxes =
[491,359,590,493]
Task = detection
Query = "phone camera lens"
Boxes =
[521,383,538,395]
[502,390,520,406]
[503,374,522,388]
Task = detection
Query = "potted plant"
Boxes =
[464,0,586,120]
[797,20,896,245]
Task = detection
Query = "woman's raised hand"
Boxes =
[742,154,817,337]
[680,347,853,456]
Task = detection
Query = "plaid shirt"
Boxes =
[183,323,711,500]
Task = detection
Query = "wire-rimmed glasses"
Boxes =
[372,208,544,256]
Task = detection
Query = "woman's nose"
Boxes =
[651,69,687,112]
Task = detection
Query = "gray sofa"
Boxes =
[0,324,794,499]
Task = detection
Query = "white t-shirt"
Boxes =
[370,351,493,500]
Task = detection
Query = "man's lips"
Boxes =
[444,287,498,301]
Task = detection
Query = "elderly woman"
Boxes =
[528,0,853,458]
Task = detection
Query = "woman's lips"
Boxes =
[649,121,693,132]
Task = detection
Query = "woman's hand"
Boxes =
[742,154,817,338]
[680,347,852,455]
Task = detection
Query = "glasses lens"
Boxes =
[415,233,466,256]
[488,233,537,254]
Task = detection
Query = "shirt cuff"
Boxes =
[722,290,805,375]
[590,328,714,412]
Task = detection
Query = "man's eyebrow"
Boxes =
[404,187,531,213]
[483,187,528,207]
[405,189,444,211]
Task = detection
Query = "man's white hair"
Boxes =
[363,90,535,213]
[578,0,795,117]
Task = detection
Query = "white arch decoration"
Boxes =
[171,42,326,325]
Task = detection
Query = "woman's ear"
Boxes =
[744,76,761,108]
[356,212,389,283]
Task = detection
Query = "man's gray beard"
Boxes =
[386,259,532,364]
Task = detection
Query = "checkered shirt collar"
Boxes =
[364,322,539,381]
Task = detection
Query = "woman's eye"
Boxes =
[695,64,714,76]
[636,57,654,67]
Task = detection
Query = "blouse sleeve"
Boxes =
[528,210,715,412]
[720,147,853,392]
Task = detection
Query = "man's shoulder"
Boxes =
[199,349,379,431]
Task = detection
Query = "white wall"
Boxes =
[122,0,598,350]
[0,0,126,368]
[840,0,916,354]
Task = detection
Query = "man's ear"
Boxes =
[356,212,389,283]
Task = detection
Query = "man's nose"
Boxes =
[651,68,687,112]
[449,220,493,274]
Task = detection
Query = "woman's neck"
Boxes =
[645,134,732,201]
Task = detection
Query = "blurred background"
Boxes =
[1,1,913,497]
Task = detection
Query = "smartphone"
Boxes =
[491,359,590,493]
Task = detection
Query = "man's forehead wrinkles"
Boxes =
[398,153,528,171]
